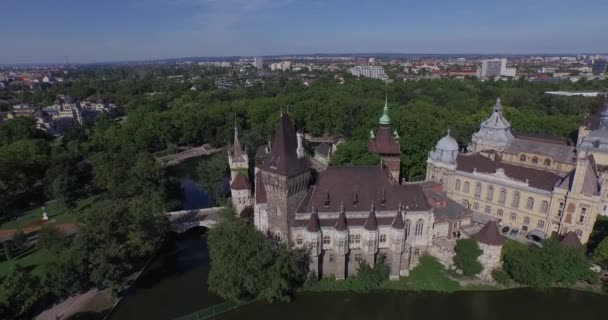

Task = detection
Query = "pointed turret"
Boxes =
[471,220,505,246]
[306,208,321,233]
[335,203,347,232]
[379,93,391,126]
[260,113,310,176]
[363,204,378,231]
[391,205,405,230]
[494,98,503,114]
[232,117,244,160]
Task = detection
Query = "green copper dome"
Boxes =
[379,94,391,125]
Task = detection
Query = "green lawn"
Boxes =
[0,246,52,303]
[0,196,98,231]
[382,255,461,292]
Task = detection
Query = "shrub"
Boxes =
[37,225,69,254]
[454,238,483,277]
[491,269,511,286]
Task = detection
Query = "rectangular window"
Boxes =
[522,225,528,232]
[473,202,479,210]
[329,254,335,263]
[523,216,530,225]
[537,220,545,229]
[579,207,588,224]
[484,206,491,214]
[355,234,361,244]
[557,202,564,217]
[510,212,517,221]
[497,209,504,217]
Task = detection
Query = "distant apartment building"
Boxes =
[477,58,516,79]
[350,65,388,80]
[592,59,607,74]
[253,57,263,70]
[270,61,292,71]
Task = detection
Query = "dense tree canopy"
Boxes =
[208,210,308,303]
[454,239,483,277]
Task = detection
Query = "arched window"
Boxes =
[541,200,549,213]
[379,234,387,244]
[415,219,424,236]
[544,158,551,166]
[520,154,526,161]
[486,185,494,201]
[323,235,331,246]
[499,189,507,204]
[274,231,283,242]
[455,179,461,191]
[512,192,520,208]
[296,235,303,246]
[526,197,534,210]
[463,181,470,193]
[475,183,482,198]
[532,156,538,164]
[405,219,411,238]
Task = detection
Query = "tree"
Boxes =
[2,264,45,319]
[208,210,308,303]
[350,254,390,291]
[593,237,608,269]
[3,241,12,260]
[454,239,483,277]
[37,225,69,254]
[196,154,229,205]
[503,239,597,287]
[12,229,27,249]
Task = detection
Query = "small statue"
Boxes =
[42,206,49,221]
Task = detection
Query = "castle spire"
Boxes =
[379,93,391,126]
[232,116,243,159]
[494,98,503,114]
[363,203,378,231]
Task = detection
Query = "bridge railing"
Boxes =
[174,301,241,320]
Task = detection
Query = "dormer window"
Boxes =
[324,192,330,207]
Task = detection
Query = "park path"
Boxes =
[0,223,78,241]
[156,145,224,166]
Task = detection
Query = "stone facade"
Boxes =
[245,109,472,280]
[427,98,606,243]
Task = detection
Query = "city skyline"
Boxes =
[2,0,608,64]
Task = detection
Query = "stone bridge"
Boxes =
[167,207,225,233]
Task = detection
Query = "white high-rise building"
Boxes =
[253,57,263,69]
[350,65,388,80]
[477,58,516,79]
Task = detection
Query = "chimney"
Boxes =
[297,129,305,158]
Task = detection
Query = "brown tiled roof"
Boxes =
[581,154,600,196]
[363,208,378,231]
[254,172,267,203]
[306,210,321,232]
[471,220,505,246]
[230,173,250,190]
[296,166,430,213]
[368,126,400,155]
[258,114,310,177]
[560,231,582,248]
[457,153,562,191]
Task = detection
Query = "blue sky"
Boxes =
[1,0,607,63]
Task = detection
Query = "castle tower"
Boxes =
[228,120,249,184]
[389,204,406,279]
[368,95,401,183]
[306,208,322,278]
[469,98,514,153]
[333,203,349,280]
[471,220,505,280]
[258,112,311,242]
[426,129,459,189]
[361,204,379,267]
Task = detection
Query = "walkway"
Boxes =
[0,223,78,242]
[156,145,224,167]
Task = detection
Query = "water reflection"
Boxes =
[109,228,222,320]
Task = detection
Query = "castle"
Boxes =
[227,97,606,279]
[427,98,608,244]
